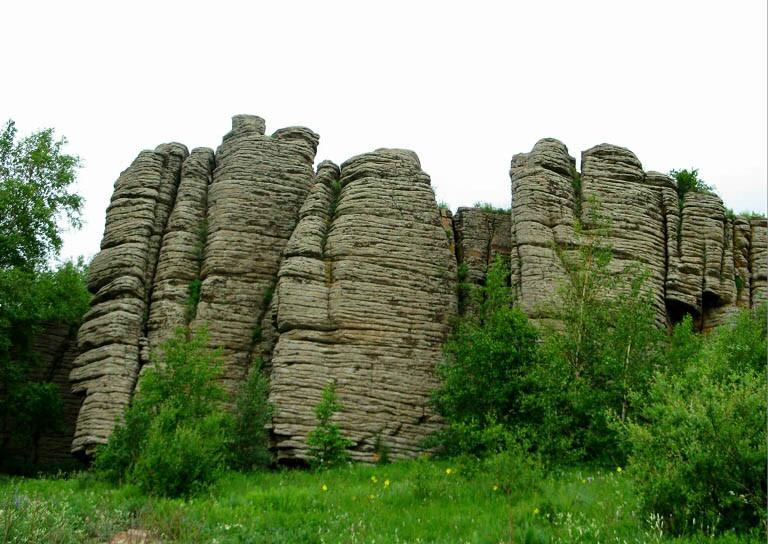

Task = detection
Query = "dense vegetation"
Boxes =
[94,328,273,497]
[430,219,766,536]
[0,120,89,472]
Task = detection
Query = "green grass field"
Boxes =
[0,459,762,543]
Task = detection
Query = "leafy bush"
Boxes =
[306,381,353,469]
[624,305,767,534]
[430,257,539,456]
[129,407,232,497]
[232,358,273,470]
[94,327,234,496]
[669,168,714,200]
[528,219,663,464]
[0,260,89,470]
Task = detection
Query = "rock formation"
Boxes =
[0,322,82,467]
[269,150,456,461]
[509,138,767,331]
[70,143,188,454]
[508,139,578,324]
[11,117,761,465]
[67,117,456,460]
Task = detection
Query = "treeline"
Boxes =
[0,120,89,471]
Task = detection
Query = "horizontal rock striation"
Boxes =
[190,116,319,394]
[144,147,215,361]
[454,207,511,286]
[510,139,767,331]
[580,144,669,322]
[509,139,578,323]
[44,118,763,464]
[269,149,457,461]
[70,143,188,454]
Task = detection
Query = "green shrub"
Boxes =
[529,220,663,464]
[482,442,543,501]
[430,257,540,456]
[669,168,714,200]
[306,381,353,469]
[232,358,273,470]
[624,305,767,534]
[0,260,89,471]
[94,327,234,497]
[129,407,232,497]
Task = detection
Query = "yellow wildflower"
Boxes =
[533,508,540,515]
[492,485,499,491]
[384,479,390,488]
[321,484,328,492]
[445,468,453,475]
[616,466,623,473]
[371,475,378,484]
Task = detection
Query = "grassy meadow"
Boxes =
[1,459,762,543]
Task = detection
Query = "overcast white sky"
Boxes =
[1,0,765,263]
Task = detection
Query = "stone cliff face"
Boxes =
[509,138,767,331]
[27,119,761,464]
[68,116,456,460]
[269,150,456,461]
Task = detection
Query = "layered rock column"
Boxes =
[269,149,457,461]
[70,143,188,454]
[190,116,319,393]
[69,115,319,454]
[580,144,669,322]
[510,139,767,330]
[145,147,215,359]
[509,139,579,323]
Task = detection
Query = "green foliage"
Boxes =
[0,120,82,270]
[10,382,63,465]
[472,201,510,214]
[130,408,232,497]
[94,328,234,497]
[669,168,714,201]
[7,459,759,542]
[232,358,273,470]
[570,165,582,217]
[184,278,201,323]
[437,201,450,210]
[532,221,663,464]
[624,305,767,534]
[735,210,766,220]
[373,433,391,465]
[430,257,540,456]
[0,261,89,470]
[262,284,274,307]
[306,382,353,469]
[726,209,767,221]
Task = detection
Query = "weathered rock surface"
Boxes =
[509,139,578,323]
[750,218,768,305]
[190,116,319,394]
[510,139,767,331]
[269,149,457,461]
[31,118,761,464]
[580,144,669,322]
[145,147,215,359]
[454,207,511,285]
[70,143,188,454]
